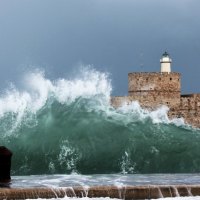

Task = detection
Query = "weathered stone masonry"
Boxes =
[111,54,200,127]
[128,72,181,109]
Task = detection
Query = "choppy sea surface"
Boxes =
[10,174,200,200]
[11,174,200,188]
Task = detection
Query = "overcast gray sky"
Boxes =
[0,0,200,95]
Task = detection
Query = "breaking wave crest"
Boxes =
[0,67,200,175]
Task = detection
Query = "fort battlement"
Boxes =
[111,52,200,127]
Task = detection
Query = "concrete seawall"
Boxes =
[0,185,200,199]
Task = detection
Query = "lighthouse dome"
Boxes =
[162,51,170,57]
[160,52,172,63]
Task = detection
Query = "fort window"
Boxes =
[170,78,172,80]
[146,78,148,81]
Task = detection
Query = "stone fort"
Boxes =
[111,52,200,127]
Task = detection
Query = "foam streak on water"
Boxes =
[0,67,200,175]
[11,174,200,188]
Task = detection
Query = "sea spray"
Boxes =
[0,67,200,175]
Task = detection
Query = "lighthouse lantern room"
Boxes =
[160,52,172,73]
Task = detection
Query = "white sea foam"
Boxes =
[58,140,79,172]
[0,66,187,136]
[0,67,111,117]
[0,67,112,135]
[116,101,185,127]
[120,151,135,174]
[53,67,111,104]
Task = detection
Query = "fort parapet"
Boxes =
[111,52,200,127]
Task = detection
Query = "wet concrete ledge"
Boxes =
[0,185,200,199]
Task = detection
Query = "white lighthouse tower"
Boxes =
[160,52,172,73]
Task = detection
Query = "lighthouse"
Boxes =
[160,51,172,73]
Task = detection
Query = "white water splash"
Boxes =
[116,101,185,127]
[0,67,111,117]
[120,151,135,174]
[0,67,112,135]
[58,140,79,172]
[0,66,188,137]
[53,67,111,104]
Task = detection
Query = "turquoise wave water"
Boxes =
[0,68,200,175]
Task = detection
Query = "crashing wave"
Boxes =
[0,67,199,175]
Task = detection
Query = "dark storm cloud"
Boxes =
[0,0,200,95]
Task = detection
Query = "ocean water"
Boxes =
[9,174,200,200]
[10,174,200,188]
[0,67,200,176]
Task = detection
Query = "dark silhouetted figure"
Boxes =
[0,146,12,185]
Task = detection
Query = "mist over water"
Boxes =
[0,67,200,175]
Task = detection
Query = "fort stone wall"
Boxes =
[172,94,200,127]
[111,72,200,128]
[128,72,181,93]
[128,72,181,109]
